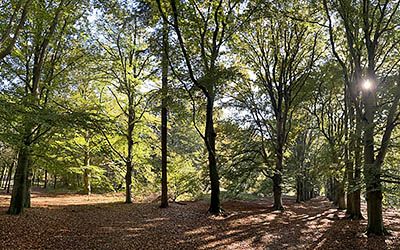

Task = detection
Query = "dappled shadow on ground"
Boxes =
[0,192,398,250]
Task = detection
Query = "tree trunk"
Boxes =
[272,153,284,210]
[24,155,33,208]
[352,114,364,219]
[272,116,284,210]
[160,20,169,209]
[8,145,30,215]
[83,151,91,195]
[6,161,14,193]
[205,94,220,214]
[296,177,301,203]
[125,107,135,204]
[337,181,346,210]
[125,161,133,204]
[363,74,385,235]
[0,165,6,187]
[44,169,48,189]
[53,175,57,189]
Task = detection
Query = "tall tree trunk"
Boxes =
[83,151,91,195]
[205,94,220,214]
[272,115,284,210]
[0,165,6,187]
[125,161,133,204]
[272,145,284,210]
[363,76,385,235]
[8,143,30,215]
[296,177,301,203]
[125,115,134,204]
[24,155,33,208]
[337,180,346,210]
[6,161,14,193]
[44,169,48,189]
[53,175,57,189]
[352,113,364,219]
[160,20,169,209]
[345,87,355,216]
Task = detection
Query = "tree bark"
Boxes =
[363,73,385,235]
[24,155,33,208]
[8,144,30,215]
[205,94,220,214]
[160,19,169,209]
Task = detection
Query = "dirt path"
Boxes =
[0,192,398,249]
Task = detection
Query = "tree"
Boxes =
[95,1,155,203]
[157,0,254,214]
[160,19,169,208]
[3,0,90,214]
[235,10,319,210]
[324,0,400,235]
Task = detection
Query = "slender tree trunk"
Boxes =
[205,94,220,214]
[0,165,6,187]
[44,169,48,189]
[6,161,14,193]
[125,105,135,204]
[345,87,355,216]
[352,114,364,219]
[53,175,57,189]
[83,151,91,195]
[160,20,169,209]
[296,177,301,203]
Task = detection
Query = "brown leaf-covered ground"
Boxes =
[0,191,399,249]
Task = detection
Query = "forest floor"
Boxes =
[0,191,399,250]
